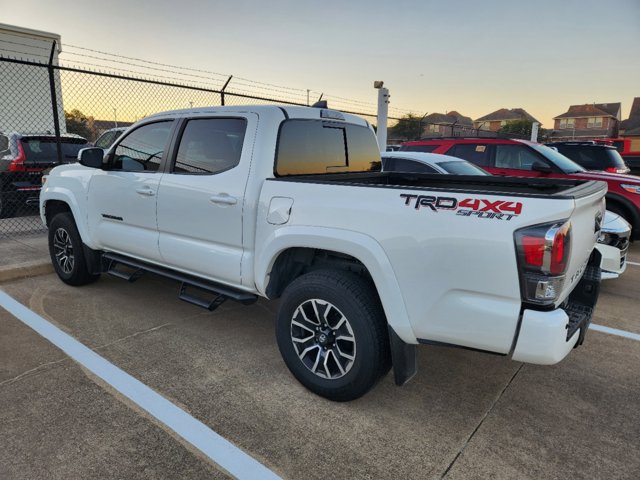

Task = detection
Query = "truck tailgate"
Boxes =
[558,184,606,306]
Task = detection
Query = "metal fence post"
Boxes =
[220,75,233,106]
[47,40,63,163]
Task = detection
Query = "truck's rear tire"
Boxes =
[48,212,100,286]
[276,269,390,401]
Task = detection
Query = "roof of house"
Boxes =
[475,108,539,123]
[620,97,640,132]
[628,97,640,118]
[621,117,640,129]
[554,103,621,120]
[423,111,473,126]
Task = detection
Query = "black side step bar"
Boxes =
[102,253,257,311]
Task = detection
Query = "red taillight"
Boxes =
[522,236,545,267]
[514,220,572,305]
[605,167,628,174]
[519,223,570,274]
[8,141,27,172]
[550,224,570,275]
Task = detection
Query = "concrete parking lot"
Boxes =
[1,239,638,479]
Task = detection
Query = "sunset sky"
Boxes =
[1,0,639,127]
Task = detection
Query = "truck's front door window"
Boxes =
[111,121,173,172]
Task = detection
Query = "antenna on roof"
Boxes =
[311,100,328,109]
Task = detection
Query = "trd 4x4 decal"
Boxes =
[400,194,523,220]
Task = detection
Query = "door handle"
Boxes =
[135,187,155,196]
[209,194,237,205]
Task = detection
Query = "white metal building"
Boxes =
[0,23,66,134]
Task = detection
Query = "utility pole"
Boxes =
[374,81,389,152]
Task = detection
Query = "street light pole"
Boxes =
[374,81,389,152]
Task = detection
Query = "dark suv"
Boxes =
[0,132,88,217]
[400,137,640,238]
[546,141,630,174]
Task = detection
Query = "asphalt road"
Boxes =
[1,244,639,479]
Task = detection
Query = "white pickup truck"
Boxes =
[40,105,606,401]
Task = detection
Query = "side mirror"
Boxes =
[532,161,553,174]
[78,148,105,168]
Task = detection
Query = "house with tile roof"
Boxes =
[421,111,474,137]
[549,102,621,140]
[473,108,539,132]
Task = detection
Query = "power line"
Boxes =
[64,43,310,93]
[62,43,413,114]
[0,39,412,120]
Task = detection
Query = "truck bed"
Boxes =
[271,172,605,199]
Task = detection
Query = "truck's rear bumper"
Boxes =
[512,308,580,364]
[512,260,601,365]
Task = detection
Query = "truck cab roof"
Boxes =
[144,105,370,128]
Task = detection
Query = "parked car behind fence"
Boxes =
[0,132,88,218]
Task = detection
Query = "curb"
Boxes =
[0,259,53,283]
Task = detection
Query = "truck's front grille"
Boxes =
[606,232,630,254]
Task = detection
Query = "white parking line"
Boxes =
[0,291,281,480]
[626,261,640,267]
[590,323,640,342]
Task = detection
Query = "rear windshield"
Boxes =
[22,137,88,163]
[438,160,490,176]
[612,141,624,152]
[399,144,437,153]
[275,120,381,176]
[555,146,627,170]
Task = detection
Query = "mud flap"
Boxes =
[388,325,417,386]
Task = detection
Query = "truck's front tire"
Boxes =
[276,269,390,401]
[48,212,100,286]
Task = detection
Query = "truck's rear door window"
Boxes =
[173,118,247,174]
[275,120,381,176]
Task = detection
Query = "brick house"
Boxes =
[421,111,473,138]
[473,108,539,132]
[549,102,621,141]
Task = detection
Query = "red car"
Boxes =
[401,137,640,238]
